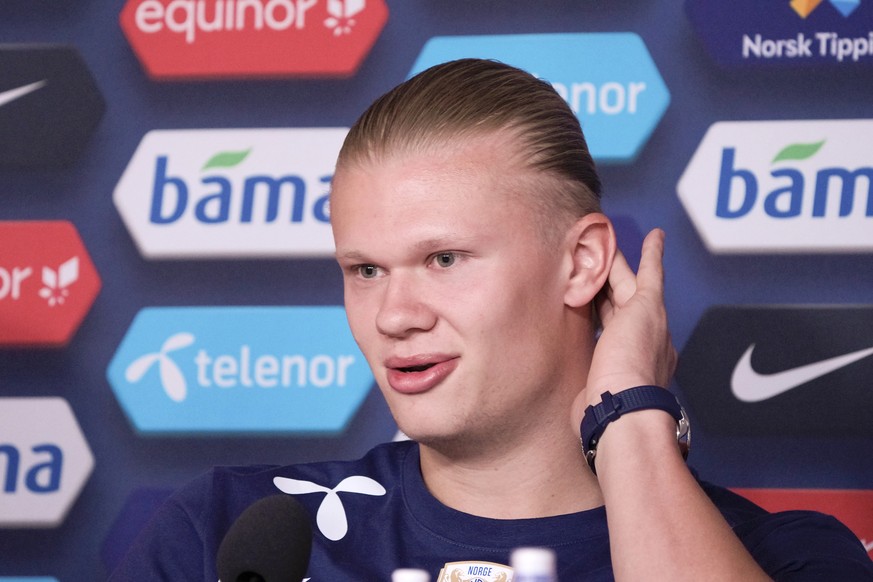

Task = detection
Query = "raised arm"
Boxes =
[572,229,771,581]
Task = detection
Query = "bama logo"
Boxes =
[686,0,873,67]
[0,398,95,528]
[114,128,345,259]
[0,222,102,346]
[106,307,373,434]
[676,306,873,437]
[677,119,873,253]
[120,0,388,79]
[409,34,670,164]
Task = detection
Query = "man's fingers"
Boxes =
[606,248,637,307]
[594,285,613,329]
[597,228,666,325]
[635,228,666,298]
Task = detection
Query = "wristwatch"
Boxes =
[580,385,691,474]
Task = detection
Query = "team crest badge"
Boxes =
[437,561,514,582]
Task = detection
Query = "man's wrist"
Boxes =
[580,386,691,474]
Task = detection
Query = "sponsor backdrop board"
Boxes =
[1,0,872,578]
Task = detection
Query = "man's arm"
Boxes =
[573,229,772,581]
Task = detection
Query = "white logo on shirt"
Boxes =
[273,475,386,541]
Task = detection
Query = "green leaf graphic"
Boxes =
[772,140,825,164]
[202,148,252,171]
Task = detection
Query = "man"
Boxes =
[110,59,873,580]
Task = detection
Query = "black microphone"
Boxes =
[216,494,313,582]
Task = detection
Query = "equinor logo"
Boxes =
[678,119,873,253]
[114,128,345,259]
[106,307,373,433]
[120,0,389,79]
[0,221,101,347]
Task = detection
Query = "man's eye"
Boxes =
[433,253,456,268]
[357,265,379,279]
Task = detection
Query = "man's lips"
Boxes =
[384,354,459,394]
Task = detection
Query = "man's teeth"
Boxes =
[400,363,434,373]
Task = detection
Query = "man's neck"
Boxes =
[417,425,603,519]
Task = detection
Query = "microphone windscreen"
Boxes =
[216,494,313,582]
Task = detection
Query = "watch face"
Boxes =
[677,407,691,459]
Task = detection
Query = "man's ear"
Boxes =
[563,213,616,308]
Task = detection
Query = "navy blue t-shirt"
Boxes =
[108,441,873,581]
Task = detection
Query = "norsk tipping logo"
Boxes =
[686,0,873,66]
[790,0,860,19]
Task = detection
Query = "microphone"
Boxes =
[216,494,313,582]
[510,547,557,582]
[392,569,430,582]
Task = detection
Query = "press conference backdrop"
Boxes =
[2,1,873,579]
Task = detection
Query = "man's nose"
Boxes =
[375,273,437,338]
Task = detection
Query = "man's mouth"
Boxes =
[396,363,436,373]
[384,355,459,394]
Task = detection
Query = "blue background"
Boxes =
[1,1,871,579]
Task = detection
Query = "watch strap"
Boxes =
[580,386,688,474]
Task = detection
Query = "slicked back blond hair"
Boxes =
[336,58,602,225]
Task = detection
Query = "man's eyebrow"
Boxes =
[413,235,476,252]
[335,250,370,263]
[336,235,478,263]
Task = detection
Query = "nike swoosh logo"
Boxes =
[0,80,48,108]
[731,343,873,402]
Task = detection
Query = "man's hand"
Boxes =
[572,228,678,432]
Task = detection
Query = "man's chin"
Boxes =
[405,430,485,458]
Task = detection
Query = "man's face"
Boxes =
[331,136,578,449]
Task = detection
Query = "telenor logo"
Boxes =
[119,0,388,80]
[408,34,670,164]
[114,128,345,259]
[0,222,102,347]
[0,45,105,167]
[677,306,873,437]
[107,307,373,434]
[686,0,873,66]
[0,398,95,528]
[677,119,873,253]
